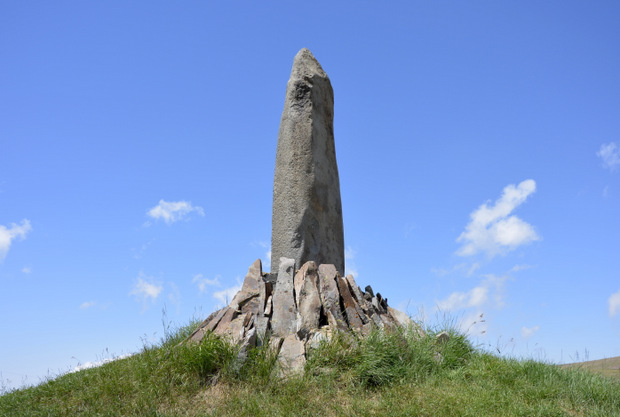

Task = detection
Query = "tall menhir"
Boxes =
[271,48,345,274]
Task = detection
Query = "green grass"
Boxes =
[1,321,619,417]
[560,356,620,381]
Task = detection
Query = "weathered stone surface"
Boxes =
[271,48,345,275]
[305,326,333,352]
[271,257,298,336]
[336,275,364,329]
[277,334,306,375]
[387,306,413,328]
[436,331,450,344]
[255,272,271,343]
[264,295,273,316]
[213,307,237,334]
[230,259,262,314]
[216,312,250,344]
[318,264,347,331]
[295,261,321,338]
[187,306,227,343]
[188,259,423,375]
[345,274,364,304]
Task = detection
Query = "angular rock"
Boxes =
[215,311,250,344]
[436,331,450,344]
[295,261,321,338]
[255,277,272,343]
[345,274,364,304]
[230,259,262,314]
[264,295,273,316]
[277,334,306,376]
[387,306,413,328]
[318,264,348,331]
[187,306,227,344]
[336,275,364,329]
[269,336,284,354]
[213,307,237,334]
[271,48,345,274]
[305,326,333,352]
[235,327,258,370]
[271,257,298,336]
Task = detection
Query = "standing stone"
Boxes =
[271,48,345,274]
[271,257,298,337]
[318,264,348,331]
[294,261,321,338]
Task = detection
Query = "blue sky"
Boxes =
[1,1,619,390]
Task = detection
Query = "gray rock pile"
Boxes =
[187,258,413,374]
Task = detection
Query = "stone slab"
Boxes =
[271,257,298,336]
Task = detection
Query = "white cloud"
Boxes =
[457,180,539,257]
[597,142,620,171]
[521,325,540,339]
[71,353,133,373]
[21,266,32,274]
[510,264,533,273]
[0,219,32,262]
[80,301,96,309]
[437,285,489,311]
[608,289,620,317]
[146,200,204,224]
[436,275,507,312]
[213,283,241,307]
[192,274,221,294]
[130,273,163,305]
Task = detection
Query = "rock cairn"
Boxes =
[188,258,412,373]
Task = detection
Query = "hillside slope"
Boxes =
[1,322,619,416]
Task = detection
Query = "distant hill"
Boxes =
[560,356,620,380]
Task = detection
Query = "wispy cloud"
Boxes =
[168,282,181,313]
[437,285,489,311]
[0,219,32,262]
[609,289,620,317]
[597,142,620,171]
[436,275,508,312]
[521,325,540,339]
[457,180,539,257]
[79,301,96,309]
[21,266,32,274]
[345,246,359,277]
[130,273,163,307]
[213,282,242,307]
[71,353,133,373]
[432,262,480,278]
[510,264,534,273]
[146,200,204,225]
[192,274,221,294]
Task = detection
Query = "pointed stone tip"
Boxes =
[291,48,326,79]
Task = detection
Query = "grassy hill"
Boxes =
[560,356,620,381]
[1,321,618,417]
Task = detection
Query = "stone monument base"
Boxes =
[187,258,418,374]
